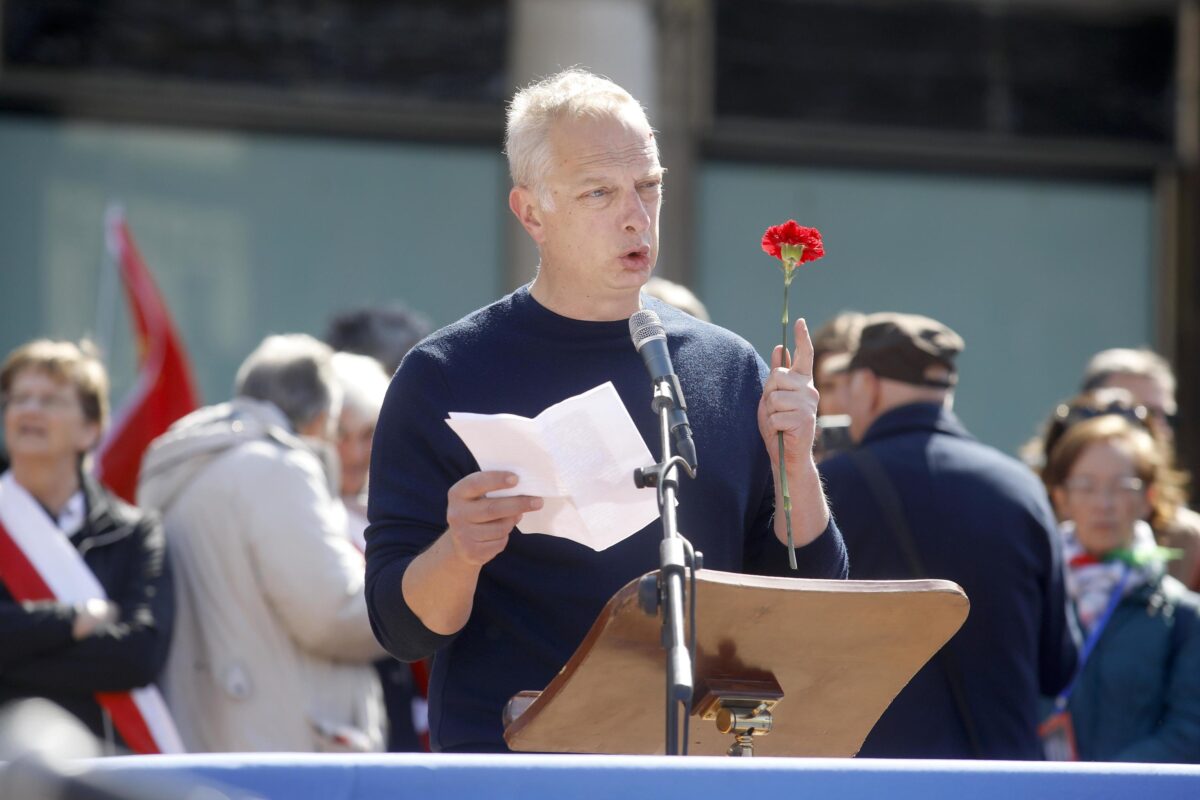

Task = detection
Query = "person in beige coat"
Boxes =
[137,334,386,753]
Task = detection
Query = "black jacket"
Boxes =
[0,472,174,748]
[821,403,1078,759]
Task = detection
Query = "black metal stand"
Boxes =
[634,378,698,756]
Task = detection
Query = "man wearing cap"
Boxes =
[820,312,1078,759]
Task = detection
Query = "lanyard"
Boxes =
[1055,564,1131,710]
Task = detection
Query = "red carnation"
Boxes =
[761,220,825,264]
[758,218,826,572]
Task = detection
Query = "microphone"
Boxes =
[629,309,698,470]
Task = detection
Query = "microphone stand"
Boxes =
[634,378,698,756]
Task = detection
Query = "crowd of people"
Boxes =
[2,68,1198,763]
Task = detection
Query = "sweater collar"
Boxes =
[509,284,648,343]
[860,402,972,446]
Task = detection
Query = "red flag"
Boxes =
[95,212,200,502]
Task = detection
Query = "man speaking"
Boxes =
[364,69,847,753]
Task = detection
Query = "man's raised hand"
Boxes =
[757,318,821,466]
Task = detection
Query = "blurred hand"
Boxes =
[445,471,543,567]
[71,598,118,640]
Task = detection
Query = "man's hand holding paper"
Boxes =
[446,382,661,552]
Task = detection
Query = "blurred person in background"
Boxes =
[1041,414,1200,762]
[137,334,385,753]
[821,313,1077,759]
[330,352,391,552]
[325,303,432,376]
[1024,388,1200,590]
[641,276,710,321]
[330,350,426,752]
[811,311,865,461]
[0,340,175,753]
[1021,387,1151,475]
[1078,348,1200,589]
[812,310,865,417]
[1082,348,1178,447]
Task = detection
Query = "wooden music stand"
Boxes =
[503,569,968,757]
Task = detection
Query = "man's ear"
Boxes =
[865,371,885,416]
[509,186,545,244]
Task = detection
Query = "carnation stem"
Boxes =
[779,267,797,570]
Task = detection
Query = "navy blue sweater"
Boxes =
[365,286,847,752]
[821,403,1078,759]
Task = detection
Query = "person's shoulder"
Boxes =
[817,449,861,482]
[647,298,763,382]
[83,475,164,543]
[96,488,151,528]
[649,299,751,349]
[411,291,523,360]
[816,450,868,505]
[1159,573,1200,613]
[935,427,1045,490]
[1166,506,1200,540]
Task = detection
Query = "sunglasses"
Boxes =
[1054,400,1153,432]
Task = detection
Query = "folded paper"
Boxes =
[446,382,660,551]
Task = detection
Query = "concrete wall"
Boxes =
[0,116,507,404]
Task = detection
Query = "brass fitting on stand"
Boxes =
[716,702,773,757]
[694,677,783,758]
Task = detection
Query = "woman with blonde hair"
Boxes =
[1042,414,1200,762]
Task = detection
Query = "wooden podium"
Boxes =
[503,570,968,757]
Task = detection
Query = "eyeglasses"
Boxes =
[1,392,80,413]
[1064,476,1145,499]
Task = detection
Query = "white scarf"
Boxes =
[1061,519,1163,632]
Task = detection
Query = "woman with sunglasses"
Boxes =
[1026,388,1200,590]
[1041,414,1200,762]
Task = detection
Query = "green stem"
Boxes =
[780,269,796,570]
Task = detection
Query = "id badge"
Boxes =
[1038,710,1079,761]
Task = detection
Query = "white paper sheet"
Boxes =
[445,382,660,551]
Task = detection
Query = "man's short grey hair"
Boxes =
[235,334,342,432]
[1081,347,1176,395]
[331,351,389,420]
[505,67,654,209]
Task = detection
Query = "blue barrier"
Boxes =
[75,753,1200,800]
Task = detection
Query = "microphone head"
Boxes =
[629,309,666,351]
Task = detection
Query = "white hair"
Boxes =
[642,277,710,322]
[505,68,654,209]
[1082,347,1176,395]
[235,333,342,433]
[330,351,389,420]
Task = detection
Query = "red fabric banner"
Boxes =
[95,212,200,502]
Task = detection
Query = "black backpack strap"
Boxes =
[848,446,986,758]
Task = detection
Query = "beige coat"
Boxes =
[138,399,386,753]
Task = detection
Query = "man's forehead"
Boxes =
[1105,372,1175,409]
[550,114,660,174]
[571,139,658,170]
